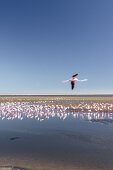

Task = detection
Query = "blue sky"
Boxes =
[0,0,113,94]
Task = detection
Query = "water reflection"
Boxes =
[0,102,113,122]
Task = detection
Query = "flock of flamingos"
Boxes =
[0,100,113,122]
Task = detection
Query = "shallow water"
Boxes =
[0,102,113,170]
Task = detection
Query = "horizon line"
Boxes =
[0,94,113,96]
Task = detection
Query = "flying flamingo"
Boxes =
[62,74,88,90]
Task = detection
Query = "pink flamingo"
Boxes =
[62,74,88,90]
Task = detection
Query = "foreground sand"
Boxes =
[0,128,113,170]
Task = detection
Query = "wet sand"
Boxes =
[0,96,113,169]
[0,129,113,170]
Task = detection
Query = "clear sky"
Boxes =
[0,0,113,95]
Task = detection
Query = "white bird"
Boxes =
[62,74,88,90]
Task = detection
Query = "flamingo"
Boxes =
[62,74,88,90]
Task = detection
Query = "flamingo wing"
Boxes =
[71,81,75,90]
[72,74,78,79]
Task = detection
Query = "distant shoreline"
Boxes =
[0,95,113,103]
[0,94,113,97]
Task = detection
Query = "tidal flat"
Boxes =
[0,95,113,170]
